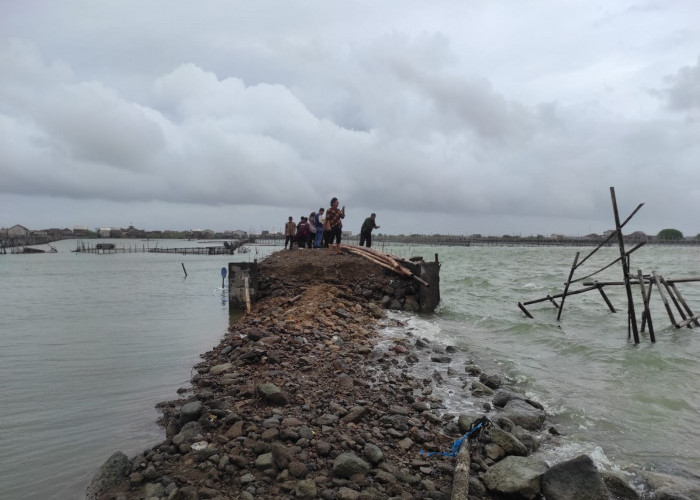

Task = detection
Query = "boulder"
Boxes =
[489,427,528,456]
[332,452,371,478]
[482,455,548,499]
[180,400,203,424]
[542,454,609,500]
[256,382,289,405]
[85,451,132,500]
[501,399,546,431]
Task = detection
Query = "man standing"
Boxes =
[284,216,296,250]
[359,213,380,248]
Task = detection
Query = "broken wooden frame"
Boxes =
[517,187,700,343]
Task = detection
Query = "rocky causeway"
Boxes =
[87,248,700,500]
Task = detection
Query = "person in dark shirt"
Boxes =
[359,213,380,247]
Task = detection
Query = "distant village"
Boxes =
[2,223,699,249]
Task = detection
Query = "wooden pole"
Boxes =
[637,270,655,342]
[557,252,580,320]
[667,281,700,327]
[610,187,639,343]
[653,271,678,328]
[181,263,188,277]
[596,285,616,313]
[451,442,471,500]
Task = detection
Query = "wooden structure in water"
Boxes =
[72,238,252,255]
[518,187,700,342]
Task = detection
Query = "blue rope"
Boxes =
[419,422,483,458]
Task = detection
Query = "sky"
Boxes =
[1,1,699,237]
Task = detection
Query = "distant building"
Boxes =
[99,228,111,238]
[73,225,89,237]
[7,224,30,238]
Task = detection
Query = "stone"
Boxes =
[492,389,521,408]
[180,401,204,424]
[471,380,493,396]
[209,362,233,375]
[482,455,548,499]
[542,454,609,500]
[295,479,317,499]
[255,452,274,470]
[479,372,503,389]
[601,471,640,500]
[256,382,289,405]
[332,452,371,479]
[489,427,528,456]
[501,399,546,431]
[341,406,368,424]
[363,443,384,465]
[86,451,132,500]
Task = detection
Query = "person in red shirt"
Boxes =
[325,197,345,255]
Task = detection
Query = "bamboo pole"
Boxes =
[557,252,580,320]
[660,275,689,325]
[450,442,471,500]
[611,187,639,343]
[637,269,655,342]
[653,272,678,328]
[596,285,616,313]
[667,281,699,327]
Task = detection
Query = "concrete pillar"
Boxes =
[228,261,258,311]
[418,254,441,313]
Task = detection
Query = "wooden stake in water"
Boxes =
[221,267,227,289]
[182,263,188,277]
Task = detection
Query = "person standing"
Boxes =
[325,197,345,255]
[359,213,380,248]
[314,208,325,248]
[296,216,310,249]
[284,216,296,250]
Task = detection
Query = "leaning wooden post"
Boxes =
[637,270,655,342]
[557,252,580,320]
[667,281,700,327]
[451,442,471,500]
[660,276,690,326]
[610,187,640,343]
[653,271,678,328]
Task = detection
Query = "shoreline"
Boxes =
[87,249,699,500]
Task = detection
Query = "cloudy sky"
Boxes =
[1,1,699,236]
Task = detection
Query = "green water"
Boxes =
[0,241,697,499]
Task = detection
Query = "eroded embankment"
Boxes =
[88,249,669,500]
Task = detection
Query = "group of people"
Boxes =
[283,197,380,253]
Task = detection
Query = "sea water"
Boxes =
[1,240,698,499]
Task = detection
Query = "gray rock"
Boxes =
[332,452,371,478]
[255,452,274,470]
[542,454,609,500]
[643,470,700,500]
[479,372,503,389]
[209,362,233,375]
[295,478,317,499]
[482,455,548,499]
[340,406,368,423]
[363,443,384,465]
[471,380,494,396]
[256,382,289,405]
[86,451,132,500]
[501,398,546,431]
[601,471,640,500]
[457,413,483,434]
[180,401,204,424]
[171,486,199,500]
[489,427,528,456]
[492,389,521,408]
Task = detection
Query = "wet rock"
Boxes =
[479,372,503,389]
[86,451,132,500]
[492,389,521,408]
[489,427,529,456]
[601,471,640,500]
[209,362,233,375]
[482,455,548,499]
[501,398,546,431]
[542,454,609,500]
